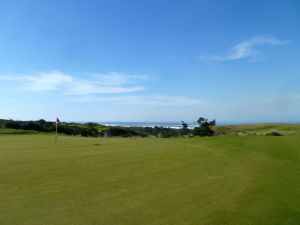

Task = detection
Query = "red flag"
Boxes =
[56,117,60,123]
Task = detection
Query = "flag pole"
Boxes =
[55,119,58,144]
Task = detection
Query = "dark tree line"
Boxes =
[5,119,54,132]
[3,117,216,138]
[194,117,216,136]
[4,119,103,137]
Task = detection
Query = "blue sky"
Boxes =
[0,0,299,123]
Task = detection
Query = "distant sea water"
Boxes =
[98,121,238,129]
[101,122,188,129]
[97,121,300,129]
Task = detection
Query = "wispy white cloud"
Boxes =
[75,95,205,106]
[0,70,206,106]
[23,72,73,91]
[91,72,148,86]
[0,71,146,94]
[204,36,289,62]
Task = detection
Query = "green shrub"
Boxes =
[266,130,283,136]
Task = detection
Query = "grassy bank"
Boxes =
[0,128,38,135]
[214,123,300,135]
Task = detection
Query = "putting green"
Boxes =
[0,135,299,224]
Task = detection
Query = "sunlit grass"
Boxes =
[0,133,299,224]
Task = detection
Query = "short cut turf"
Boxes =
[1,134,300,225]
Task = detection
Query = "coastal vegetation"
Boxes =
[2,118,299,138]
[1,118,216,137]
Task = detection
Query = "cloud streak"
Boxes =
[75,95,205,106]
[0,71,146,94]
[0,70,205,106]
[205,36,289,62]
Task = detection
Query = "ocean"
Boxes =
[98,121,300,129]
[100,122,189,129]
[98,121,239,129]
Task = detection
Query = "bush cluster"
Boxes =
[4,119,103,137]
[3,117,217,138]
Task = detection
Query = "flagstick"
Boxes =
[55,121,58,144]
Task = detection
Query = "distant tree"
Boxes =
[5,120,22,129]
[85,122,99,127]
[180,121,189,135]
[81,127,99,137]
[209,119,216,126]
[106,127,138,137]
[38,119,47,125]
[194,117,216,136]
[197,117,206,125]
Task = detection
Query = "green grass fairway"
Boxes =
[1,135,300,225]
